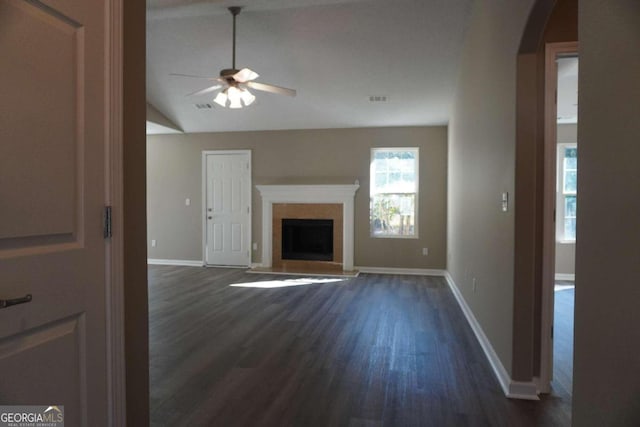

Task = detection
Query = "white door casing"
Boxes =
[0,0,123,425]
[203,151,251,267]
[539,41,579,394]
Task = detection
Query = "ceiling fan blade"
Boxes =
[170,73,220,80]
[233,68,259,83]
[246,81,296,97]
[186,84,223,97]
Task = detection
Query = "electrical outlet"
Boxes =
[252,242,258,250]
[422,247,429,256]
[472,277,477,292]
[151,239,157,247]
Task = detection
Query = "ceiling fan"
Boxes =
[171,6,296,109]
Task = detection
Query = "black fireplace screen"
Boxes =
[282,219,333,261]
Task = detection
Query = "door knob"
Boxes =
[0,294,32,309]
[208,216,212,220]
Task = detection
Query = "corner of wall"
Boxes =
[444,272,539,400]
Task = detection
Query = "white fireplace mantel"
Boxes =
[256,184,360,270]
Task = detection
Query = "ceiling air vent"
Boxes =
[368,95,388,103]
[194,103,213,110]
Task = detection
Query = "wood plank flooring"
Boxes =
[149,266,570,426]
[552,283,574,398]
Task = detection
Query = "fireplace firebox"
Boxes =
[282,219,333,261]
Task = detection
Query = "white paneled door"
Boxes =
[0,0,116,425]
[204,151,251,267]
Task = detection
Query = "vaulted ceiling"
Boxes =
[146,0,475,133]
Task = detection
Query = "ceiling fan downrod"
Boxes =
[229,6,242,71]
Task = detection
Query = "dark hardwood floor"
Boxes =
[552,283,574,398]
[149,266,570,426]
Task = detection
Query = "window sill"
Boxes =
[371,234,419,240]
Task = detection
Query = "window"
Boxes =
[370,148,419,238]
[557,144,577,241]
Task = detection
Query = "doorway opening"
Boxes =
[540,42,578,398]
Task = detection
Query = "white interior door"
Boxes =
[0,0,112,425]
[204,151,251,267]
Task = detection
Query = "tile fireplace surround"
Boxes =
[256,184,359,272]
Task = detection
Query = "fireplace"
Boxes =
[282,219,334,261]
[272,203,342,271]
[256,184,360,272]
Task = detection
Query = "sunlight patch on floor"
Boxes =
[230,278,345,289]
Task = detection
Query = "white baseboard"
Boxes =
[444,272,539,400]
[147,259,204,267]
[356,266,446,276]
[555,273,575,281]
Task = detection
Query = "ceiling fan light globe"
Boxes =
[213,91,228,107]
[241,89,256,106]
[227,86,241,100]
[227,86,243,108]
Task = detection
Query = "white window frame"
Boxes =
[556,143,577,242]
[369,147,419,239]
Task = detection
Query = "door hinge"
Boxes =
[551,326,554,339]
[104,206,112,239]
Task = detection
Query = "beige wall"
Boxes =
[555,243,575,276]
[147,126,447,269]
[557,123,577,143]
[513,0,578,381]
[555,123,577,276]
[447,0,534,377]
[573,0,640,424]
